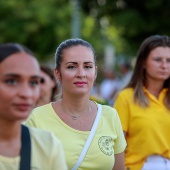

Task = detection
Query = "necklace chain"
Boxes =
[63,101,92,120]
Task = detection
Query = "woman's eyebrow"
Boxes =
[4,73,40,79]
[65,61,94,65]
[65,62,77,65]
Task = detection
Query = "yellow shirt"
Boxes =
[25,103,126,170]
[114,88,170,170]
[0,127,67,170]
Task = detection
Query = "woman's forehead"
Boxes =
[63,46,94,61]
[0,52,40,76]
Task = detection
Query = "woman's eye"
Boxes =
[67,65,76,69]
[85,65,92,69]
[167,59,170,63]
[154,58,162,62]
[5,79,17,85]
[30,80,39,87]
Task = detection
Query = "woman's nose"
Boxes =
[77,67,86,77]
[161,60,168,68]
[18,84,36,98]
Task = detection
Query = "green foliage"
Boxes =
[80,0,170,56]
[2,0,170,63]
[0,0,71,61]
[0,0,111,70]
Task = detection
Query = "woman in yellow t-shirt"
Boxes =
[26,38,126,170]
[114,35,170,170]
[0,43,67,170]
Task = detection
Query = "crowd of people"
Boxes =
[0,35,170,170]
[98,62,133,106]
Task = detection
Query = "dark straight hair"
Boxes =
[55,38,96,71]
[0,43,35,63]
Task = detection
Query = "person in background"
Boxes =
[114,35,170,170]
[25,38,126,170]
[118,62,133,90]
[0,43,67,170]
[99,68,120,106]
[36,65,58,107]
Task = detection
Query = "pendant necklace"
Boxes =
[63,101,92,120]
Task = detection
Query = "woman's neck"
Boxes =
[145,79,164,98]
[61,96,91,115]
[0,121,21,157]
[37,92,52,107]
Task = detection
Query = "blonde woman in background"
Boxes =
[114,35,170,170]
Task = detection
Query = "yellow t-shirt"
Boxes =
[114,88,170,170]
[0,127,67,170]
[25,103,126,170]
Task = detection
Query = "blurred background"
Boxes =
[1,0,170,104]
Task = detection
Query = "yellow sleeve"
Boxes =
[113,108,127,154]
[49,133,68,170]
[25,110,40,128]
[114,92,130,132]
[29,127,68,170]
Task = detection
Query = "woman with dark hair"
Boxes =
[36,65,58,107]
[114,35,170,170]
[0,43,67,170]
[26,38,126,170]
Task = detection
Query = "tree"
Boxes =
[80,0,170,56]
[0,0,71,61]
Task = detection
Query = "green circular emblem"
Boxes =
[98,136,113,156]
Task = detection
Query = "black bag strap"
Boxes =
[19,125,31,170]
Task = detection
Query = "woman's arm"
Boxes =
[113,152,125,170]
[113,131,127,170]
[124,131,127,137]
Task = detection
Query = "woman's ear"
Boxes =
[54,68,61,81]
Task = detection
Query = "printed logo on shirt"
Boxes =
[98,136,113,156]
